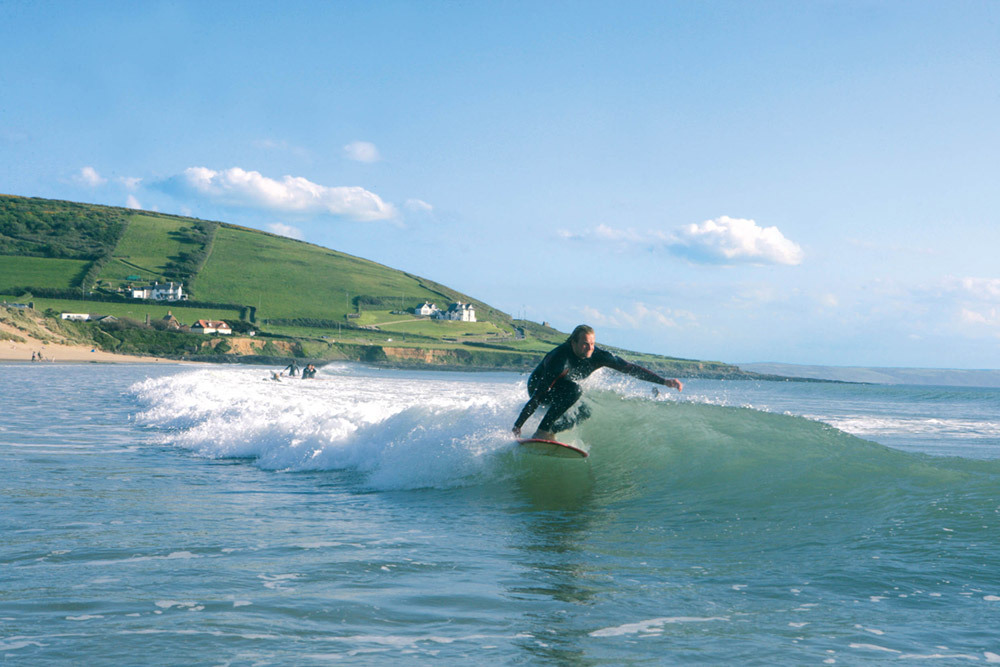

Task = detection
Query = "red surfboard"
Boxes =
[516,438,588,459]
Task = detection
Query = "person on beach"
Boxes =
[512,324,683,440]
[283,360,300,377]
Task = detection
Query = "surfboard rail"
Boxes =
[516,437,589,458]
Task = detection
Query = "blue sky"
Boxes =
[2,1,999,368]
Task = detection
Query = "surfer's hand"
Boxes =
[512,426,521,437]
[672,379,684,392]
[651,387,660,398]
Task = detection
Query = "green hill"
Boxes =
[0,193,748,376]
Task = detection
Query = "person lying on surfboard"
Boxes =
[512,324,683,441]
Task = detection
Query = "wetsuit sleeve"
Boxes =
[601,351,672,386]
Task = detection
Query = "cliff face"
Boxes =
[381,346,462,364]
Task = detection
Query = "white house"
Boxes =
[61,313,91,321]
[434,302,476,322]
[131,282,184,301]
[190,319,232,335]
[414,302,439,316]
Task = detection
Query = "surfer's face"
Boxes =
[571,332,596,359]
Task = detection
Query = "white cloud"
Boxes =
[405,198,433,212]
[960,308,997,326]
[75,166,106,187]
[561,217,802,266]
[253,138,309,158]
[819,293,839,308]
[169,166,396,222]
[125,195,142,210]
[953,277,1000,301]
[559,224,667,245]
[267,222,304,240]
[343,141,381,163]
[119,176,142,190]
[936,276,1000,336]
[670,216,804,266]
[581,302,694,330]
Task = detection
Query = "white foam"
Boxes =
[590,616,729,637]
[131,367,525,490]
[813,415,1000,441]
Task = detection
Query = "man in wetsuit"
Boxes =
[512,324,683,440]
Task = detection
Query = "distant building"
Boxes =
[161,311,182,330]
[191,319,231,335]
[414,301,439,316]
[434,302,476,322]
[131,282,184,301]
[60,313,117,323]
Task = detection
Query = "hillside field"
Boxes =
[0,195,750,376]
[97,214,194,287]
[0,256,89,292]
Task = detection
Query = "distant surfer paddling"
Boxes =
[512,325,683,440]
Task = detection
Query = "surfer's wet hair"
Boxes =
[569,324,594,344]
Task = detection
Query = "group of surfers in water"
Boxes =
[269,361,317,381]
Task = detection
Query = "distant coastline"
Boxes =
[739,362,1000,389]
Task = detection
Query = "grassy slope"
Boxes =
[0,196,748,374]
[0,256,90,291]
[198,225,464,321]
[97,214,193,286]
[0,294,241,323]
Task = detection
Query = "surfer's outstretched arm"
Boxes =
[614,359,683,392]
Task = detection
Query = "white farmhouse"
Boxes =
[414,302,439,316]
[131,282,184,301]
[190,319,232,335]
[434,302,476,322]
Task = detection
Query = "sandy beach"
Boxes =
[0,315,181,364]
[0,337,179,363]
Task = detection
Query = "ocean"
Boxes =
[3,362,999,665]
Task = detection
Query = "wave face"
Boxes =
[10,363,998,664]
[132,365,1000,507]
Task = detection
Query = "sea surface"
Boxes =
[3,362,1000,665]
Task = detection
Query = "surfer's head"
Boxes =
[569,324,596,359]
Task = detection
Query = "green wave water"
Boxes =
[4,365,1000,664]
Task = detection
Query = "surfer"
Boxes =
[512,324,683,440]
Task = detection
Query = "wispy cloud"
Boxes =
[939,276,1000,335]
[405,198,433,212]
[74,166,106,187]
[161,166,396,222]
[343,141,381,163]
[580,302,695,330]
[253,138,310,158]
[125,195,142,210]
[561,216,803,266]
[267,222,304,240]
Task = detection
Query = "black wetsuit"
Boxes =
[514,342,670,434]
